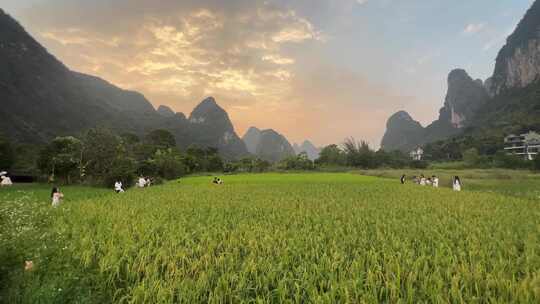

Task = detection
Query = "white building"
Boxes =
[504,131,540,160]
[410,147,424,161]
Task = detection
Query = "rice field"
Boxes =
[1,173,539,303]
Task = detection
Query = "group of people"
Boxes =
[0,171,13,187]
[114,176,153,194]
[137,176,152,188]
[401,174,462,191]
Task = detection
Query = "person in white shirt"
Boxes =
[419,175,426,186]
[453,176,462,192]
[1,175,13,186]
[137,176,147,188]
[114,181,124,193]
[51,187,64,208]
[432,176,439,188]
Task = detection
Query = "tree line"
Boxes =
[2,130,538,187]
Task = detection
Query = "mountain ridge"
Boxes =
[0,9,248,158]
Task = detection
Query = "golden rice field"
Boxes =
[1,173,539,303]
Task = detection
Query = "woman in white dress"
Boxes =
[1,175,13,186]
[419,175,426,186]
[453,176,462,192]
[114,181,125,193]
[432,176,439,188]
[137,176,146,188]
[51,187,64,207]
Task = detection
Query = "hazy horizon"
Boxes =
[2,0,535,147]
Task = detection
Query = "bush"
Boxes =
[410,160,429,169]
[103,157,137,188]
[533,155,540,172]
[492,151,530,169]
[153,149,186,180]
[0,134,14,170]
[279,153,315,170]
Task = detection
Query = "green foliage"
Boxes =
[83,129,124,183]
[37,136,83,184]
[316,140,415,169]
[463,148,480,167]
[185,145,223,172]
[410,160,428,169]
[534,155,540,172]
[0,133,15,170]
[492,151,531,169]
[144,129,176,150]
[120,133,140,146]
[151,149,186,180]
[316,144,346,166]
[278,152,315,170]
[35,128,227,185]
[225,157,271,173]
[103,156,137,187]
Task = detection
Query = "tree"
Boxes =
[533,155,540,172]
[38,136,82,184]
[145,129,176,150]
[342,138,376,168]
[121,133,140,146]
[150,149,186,180]
[316,144,346,166]
[279,152,315,170]
[103,156,137,187]
[82,129,125,184]
[253,158,271,172]
[463,148,480,167]
[0,134,14,170]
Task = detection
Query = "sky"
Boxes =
[2,0,535,147]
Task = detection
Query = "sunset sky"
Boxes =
[3,0,535,147]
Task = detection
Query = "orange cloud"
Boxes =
[19,0,421,147]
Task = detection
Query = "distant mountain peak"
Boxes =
[492,0,540,94]
[241,127,295,162]
[157,105,176,118]
[295,140,320,160]
[0,12,248,159]
[200,96,218,107]
[440,68,488,128]
[242,126,262,154]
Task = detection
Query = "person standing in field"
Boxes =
[453,176,462,192]
[51,187,64,208]
[433,176,439,188]
[400,174,406,184]
[114,181,125,193]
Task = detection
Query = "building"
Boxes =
[410,146,424,161]
[504,131,540,160]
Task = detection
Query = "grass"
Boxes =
[1,172,539,303]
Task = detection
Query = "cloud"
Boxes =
[18,0,418,146]
[463,23,486,35]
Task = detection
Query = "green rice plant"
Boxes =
[1,173,539,303]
